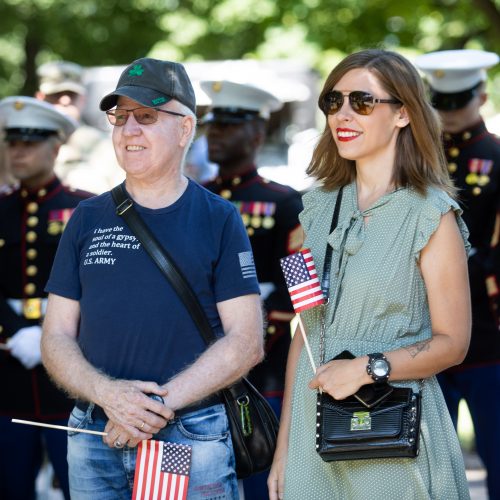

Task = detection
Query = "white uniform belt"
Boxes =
[259,282,276,300]
[7,298,48,316]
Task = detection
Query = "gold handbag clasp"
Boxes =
[351,411,371,431]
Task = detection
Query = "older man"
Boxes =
[36,60,123,193]
[0,96,92,500]
[41,58,264,499]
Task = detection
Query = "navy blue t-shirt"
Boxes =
[46,180,260,383]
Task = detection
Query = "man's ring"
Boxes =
[114,440,124,448]
[140,421,145,430]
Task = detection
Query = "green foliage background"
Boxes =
[1,0,499,109]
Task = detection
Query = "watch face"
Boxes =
[372,359,389,377]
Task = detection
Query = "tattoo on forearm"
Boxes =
[404,339,431,358]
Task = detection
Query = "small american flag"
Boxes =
[238,251,257,279]
[132,440,192,500]
[280,248,325,313]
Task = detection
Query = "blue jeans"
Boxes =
[438,364,500,500]
[0,415,70,500]
[67,403,239,500]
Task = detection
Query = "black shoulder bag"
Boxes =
[111,185,279,479]
[315,187,422,461]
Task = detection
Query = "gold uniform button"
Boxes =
[26,248,37,260]
[267,325,277,335]
[472,186,482,196]
[220,189,231,199]
[462,131,472,141]
[27,216,39,227]
[21,189,28,198]
[247,227,255,236]
[24,283,36,295]
[0,325,3,334]
[0,239,5,248]
[37,188,47,198]
[26,231,37,243]
[448,147,460,158]
[448,163,457,173]
[26,265,38,277]
[232,177,241,186]
[27,202,39,214]
[443,133,452,141]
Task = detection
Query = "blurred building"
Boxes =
[81,59,320,191]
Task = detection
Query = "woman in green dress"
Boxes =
[268,49,471,499]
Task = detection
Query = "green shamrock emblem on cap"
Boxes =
[128,65,144,76]
[152,97,167,105]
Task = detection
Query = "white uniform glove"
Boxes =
[7,326,42,369]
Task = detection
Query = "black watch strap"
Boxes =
[366,353,391,384]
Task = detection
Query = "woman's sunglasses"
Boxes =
[319,90,402,116]
[106,106,186,126]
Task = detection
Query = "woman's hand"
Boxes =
[308,357,369,399]
[268,444,288,500]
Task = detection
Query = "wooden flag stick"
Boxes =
[12,418,107,436]
[296,314,317,374]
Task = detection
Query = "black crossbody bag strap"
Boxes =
[111,184,216,346]
[320,186,344,299]
[111,184,287,479]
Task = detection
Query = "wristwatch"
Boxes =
[366,353,391,384]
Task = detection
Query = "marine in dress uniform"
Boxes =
[201,80,303,500]
[36,60,123,194]
[416,49,500,499]
[0,96,93,500]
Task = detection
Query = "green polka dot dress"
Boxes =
[284,182,471,499]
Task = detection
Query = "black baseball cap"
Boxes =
[100,58,196,114]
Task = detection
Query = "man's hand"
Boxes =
[97,380,173,433]
[100,387,174,449]
[103,420,152,449]
[7,326,42,369]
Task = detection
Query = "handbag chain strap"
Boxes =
[318,187,343,365]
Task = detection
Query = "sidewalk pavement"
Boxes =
[464,450,488,500]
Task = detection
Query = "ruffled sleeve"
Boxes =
[299,187,336,236]
[413,187,470,259]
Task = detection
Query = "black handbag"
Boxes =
[316,384,421,461]
[111,185,279,479]
[315,187,422,461]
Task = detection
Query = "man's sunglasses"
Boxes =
[319,90,402,116]
[106,106,186,126]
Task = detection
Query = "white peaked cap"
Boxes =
[414,49,499,93]
[0,96,77,142]
[200,80,283,119]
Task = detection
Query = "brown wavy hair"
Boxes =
[308,49,454,196]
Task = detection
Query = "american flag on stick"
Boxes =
[280,248,325,313]
[132,440,192,500]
